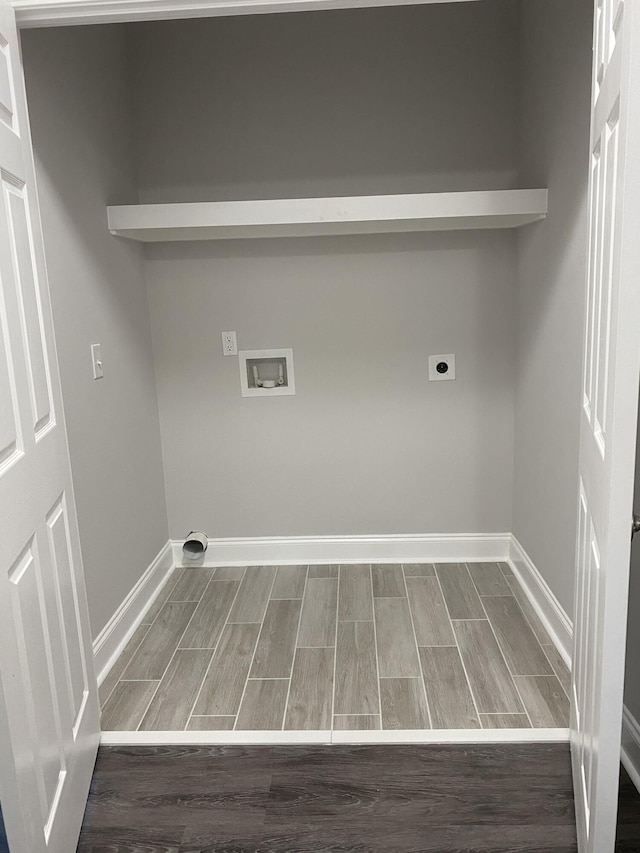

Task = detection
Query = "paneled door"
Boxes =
[572,0,640,850]
[0,0,99,851]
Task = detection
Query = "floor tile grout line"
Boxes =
[247,677,297,681]
[512,674,569,680]
[434,567,483,728]
[333,713,382,717]
[280,566,308,731]
[480,712,530,716]
[449,618,491,623]
[190,714,238,718]
[329,565,341,731]
[186,567,249,729]
[402,563,432,729]
[368,564,385,727]
[234,567,279,731]
[476,585,534,727]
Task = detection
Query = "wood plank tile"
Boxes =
[467,562,511,596]
[453,620,524,714]
[297,578,338,647]
[250,599,302,678]
[334,621,379,715]
[143,568,185,623]
[406,576,455,646]
[270,565,307,599]
[284,648,334,730]
[543,645,572,698]
[236,679,288,730]
[193,622,261,715]
[482,596,554,676]
[212,566,247,581]
[178,581,239,650]
[187,716,236,731]
[380,678,430,729]
[79,743,578,851]
[139,649,212,730]
[338,564,373,621]
[500,562,515,578]
[402,563,436,577]
[168,568,215,602]
[435,563,485,619]
[514,676,570,727]
[99,623,151,707]
[333,715,381,730]
[100,681,159,731]
[506,576,552,645]
[371,564,405,597]
[374,597,421,678]
[419,646,480,729]
[308,565,339,578]
[124,601,197,679]
[227,566,276,623]
[480,714,531,729]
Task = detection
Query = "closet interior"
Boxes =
[19,0,592,735]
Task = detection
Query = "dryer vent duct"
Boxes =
[183,531,208,561]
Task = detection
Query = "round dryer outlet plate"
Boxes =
[428,354,456,381]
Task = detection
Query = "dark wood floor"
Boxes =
[77,744,585,852]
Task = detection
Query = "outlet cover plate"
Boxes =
[222,331,238,356]
[429,354,456,381]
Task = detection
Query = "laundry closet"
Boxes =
[17,0,593,735]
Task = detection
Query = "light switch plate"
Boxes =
[429,354,455,381]
[222,331,238,356]
[91,343,103,380]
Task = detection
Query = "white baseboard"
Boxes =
[93,541,174,685]
[622,705,640,795]
[172,533,511,568]
[508,536,573,667]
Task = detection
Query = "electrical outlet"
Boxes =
[91,343,104,380]
[221,331,237,356]
[429,354,455,381]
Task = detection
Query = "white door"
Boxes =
[0,1,100,851]
[572,0,640,850]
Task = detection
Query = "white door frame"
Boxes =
[5,0,640,851]
[9,0,482,28]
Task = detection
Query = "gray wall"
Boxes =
[147,233,516,538]
[128,2,520,203]
[22,26,169,639]
[513,0,593,615]
[133,3,520,539]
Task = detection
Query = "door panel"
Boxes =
[572,0,640,850]
[0,0,99,851]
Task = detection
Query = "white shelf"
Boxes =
[107,189,548,242]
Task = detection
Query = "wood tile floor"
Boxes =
[99,562,571,732]
[77,743,580,852]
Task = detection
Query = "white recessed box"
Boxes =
[239,348,295,397]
